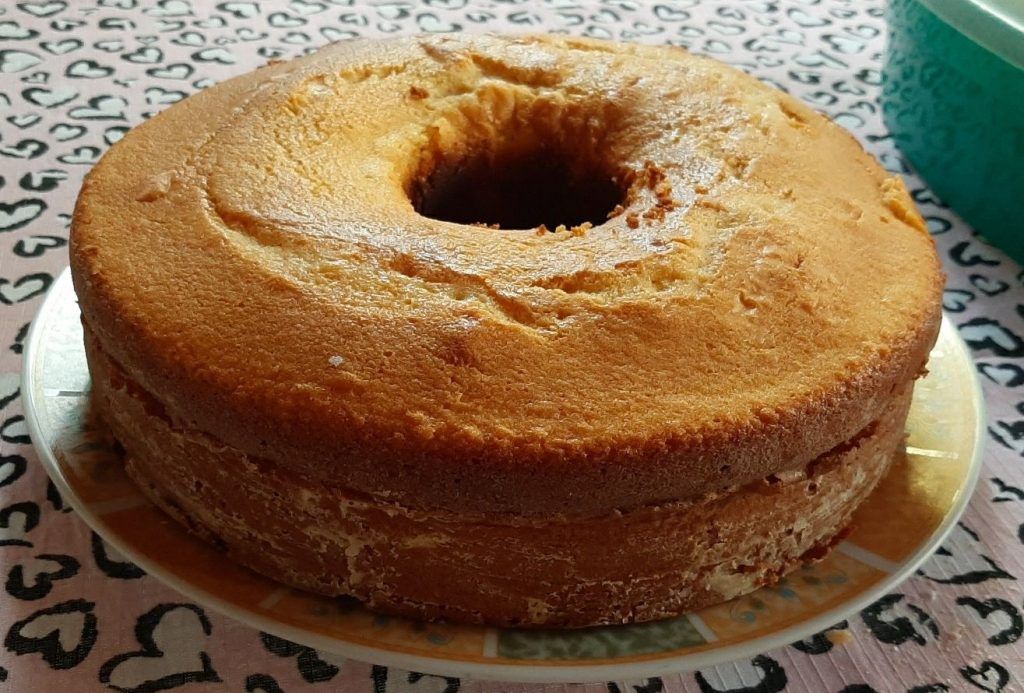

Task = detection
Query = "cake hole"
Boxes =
[411,148,624,231]
[407,95,628,231]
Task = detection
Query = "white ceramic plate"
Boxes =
[23,269,985,683]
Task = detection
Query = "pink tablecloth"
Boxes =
[1,1,1022,691]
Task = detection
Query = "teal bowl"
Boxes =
[883,0,1024,261]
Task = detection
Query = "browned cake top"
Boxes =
[70,34,943,515]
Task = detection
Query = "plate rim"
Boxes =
[22,268,987,683]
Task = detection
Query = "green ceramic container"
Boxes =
[884,0,1024,261]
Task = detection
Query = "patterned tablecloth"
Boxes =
[1,1,1023,691]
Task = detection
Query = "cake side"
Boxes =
[87,327,910,627]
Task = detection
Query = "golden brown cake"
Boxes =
[69,34,944,627]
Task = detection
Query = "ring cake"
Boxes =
[69,34,944,627]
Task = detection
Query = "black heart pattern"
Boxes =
[146,62,193,79]
[92,532,146,580]
[68,94,127,120]
[22,86,77,108]
[950,240,1002,267]
[6,554,81,601]
[235,27,268,42]
[990,477,1024,502]
[19,169,67,192]
[104,126,129,145]
[694,655,788,692]
[40,38,81,54]
[157,19,187,32]
[788,7,829,28]
[607,678,663,693]
[0,139,48,160]
[145,86,186,106]
[824,33,864,54]
[0,272,52,305]
[960,318,1024,358]
[0,454,27,489]
[268,12,306,28]
[918,523,1015,584]
[0,199,46,232]
[191,46,236,64]
[0,49,42,73]
[57,146,101,165]
[255,46,284,60]
[320,27,356,43]
[989,406,1023,443]
[99,604,221,691]
[979,363,1024,388]
[145,0,193,18]
[925,215,952,234]
[50,18,85,32]
[0,501,39,547]
[8,323,29,356]
[960,661,1011,692]
[0,373,18,411]
[971,273,1010,297]
[281,32,311,46]
[14,234,67,257]
[260,632,342,683]
[46,478,73,514]
[21,69,48,84]
[860,594,938,646]
[245,673,284,693]
[171,31,204,47]
[4,599,97,670]
[122,45,163,64]
[912,186,948,207]
[65,59,114,79]
[16,2,68,19]
[654,5,690,22]
[1,414,30,445]
[218,1,259,19]
[291,0,327,16]
[195,16,227,29]
[95,39,125,53]
[956,597,1023,646]
[708,20,744,36]
[6,113,41,129]
[50,123,86,141]
[0,20,40,40]
[376,3,411,21]
[371,666,462,693]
